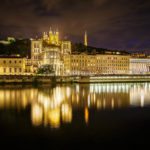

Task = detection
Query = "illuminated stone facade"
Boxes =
[0,56,25,75]
[62,41,71,75]
[31,28,71,75]
[130,58,150,74]
[31,40,42,69]
[71,52,130,75]
[96,54,130,74]
[25,59,33,74]
[40,46,63,75]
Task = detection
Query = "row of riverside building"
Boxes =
[0,29,150,75]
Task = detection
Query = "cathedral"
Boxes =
[31,28,71,75]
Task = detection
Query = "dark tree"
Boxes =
[37,64,54,74]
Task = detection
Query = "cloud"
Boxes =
[0,0,150,52]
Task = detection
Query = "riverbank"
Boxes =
[0,74,150,84]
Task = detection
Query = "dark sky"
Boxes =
[0,0,150,53]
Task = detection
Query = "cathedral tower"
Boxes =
[48,27,59,45]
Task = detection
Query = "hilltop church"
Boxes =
[31,28,71,75]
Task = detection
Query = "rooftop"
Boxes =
[0,54,24,58]
[71,50,130,56]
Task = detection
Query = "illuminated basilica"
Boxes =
[31,28,71,75]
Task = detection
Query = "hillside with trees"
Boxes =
[72,43,130,55]
[0,39,129,57]
[0,39,31,58]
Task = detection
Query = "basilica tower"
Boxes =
[48,27,59,45]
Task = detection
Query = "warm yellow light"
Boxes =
[97,100,102,110]
[111,98,114,109]
[0,91,5,108]
[66,87,71,98]
[48,108,60,129]
[31,104,43,126]
[84,107,89,124]
[61,104,72,123]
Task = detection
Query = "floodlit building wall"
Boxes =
[130,58,150,74]
[0,57,25,75]
[41,46,63,76]
[96,55,130,74]
[62,41,71,75]
[71,53,130,75]
[31,40,43,70]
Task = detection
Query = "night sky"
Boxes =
[0,0,150,53]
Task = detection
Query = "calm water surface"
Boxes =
[1,82,150,148]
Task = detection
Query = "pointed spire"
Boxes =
[84,31,87,46]
[49,26,52,32]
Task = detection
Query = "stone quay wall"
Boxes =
[0,74,150,84]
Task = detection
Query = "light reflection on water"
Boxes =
[0,83,150,128]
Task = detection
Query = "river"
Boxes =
[0,82,150,149]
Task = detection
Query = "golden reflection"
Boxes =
[111,98,114,109]
[140,90,144,108]
[103,99,106,109]
[48,108,60,129]
[61,104,72,123]
[31,104,43,126]
[77,94,79,104]
[97,100,102,110]
[88,94,90,107]
[0,83,150,129]
[0,91,4,108]
[43,109,48,127]
[130,84,150,107]
[85,107,89,124]
[66,87,71,98]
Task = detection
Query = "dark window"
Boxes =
[3,68,6,73]
[3,60,6,64]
